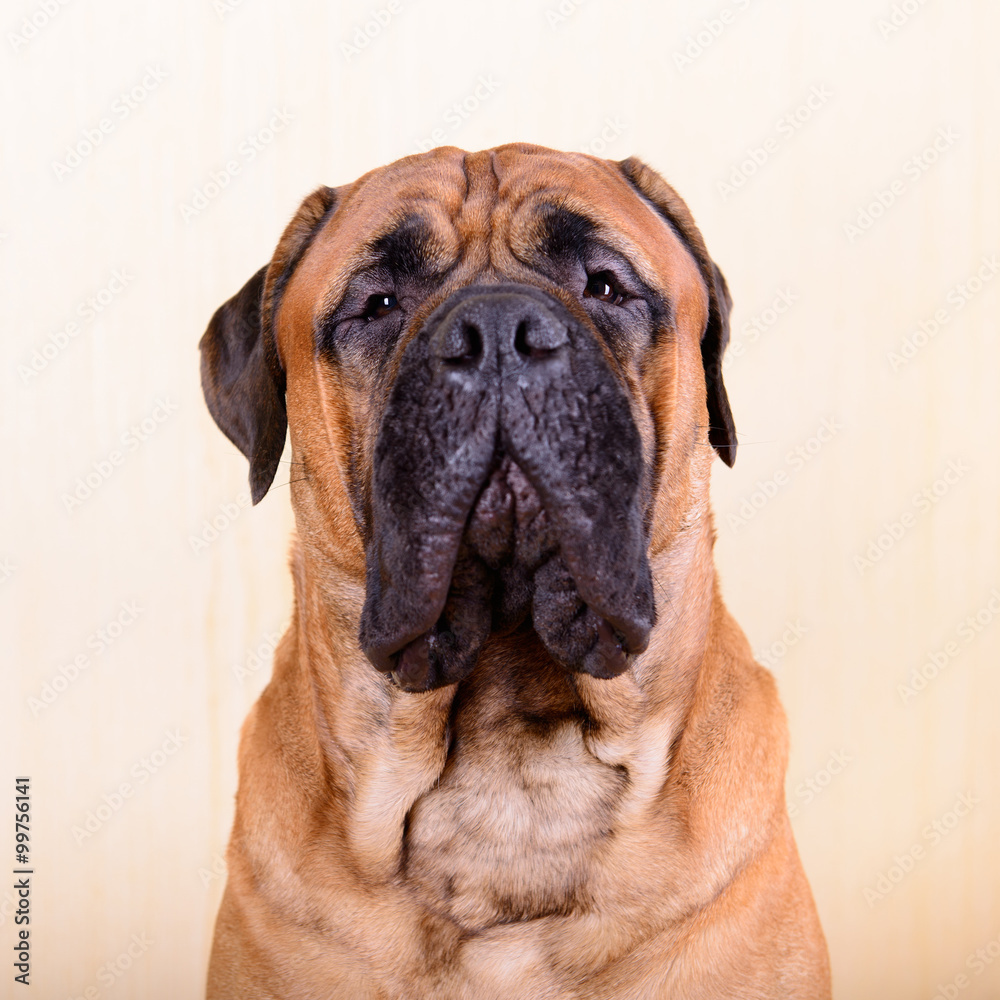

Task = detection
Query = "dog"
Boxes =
[199,143,831,998]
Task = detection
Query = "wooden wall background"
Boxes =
[3,1,998,996]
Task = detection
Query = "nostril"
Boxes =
[443,322,483,365]
[514,320,559,360]
[514,321,530,357]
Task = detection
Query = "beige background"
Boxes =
[2,0,998,997]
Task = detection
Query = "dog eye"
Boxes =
[584,271,626,306]
[363,293,398,321]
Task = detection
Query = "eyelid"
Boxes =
[335,272,394,314]
[583,247,640,286]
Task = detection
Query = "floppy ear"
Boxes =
[199,185,337,503]
[704,260,737,467]
[617,157,737,467]
[199,266,285,503]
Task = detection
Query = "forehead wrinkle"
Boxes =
[455,149,499,275]
[495,149,710,320]
[304,211,461,335]
[509,193,675,283]
[294,151,467,323]
[357,208,459,274]
[504,194,708,339]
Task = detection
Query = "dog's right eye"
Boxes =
[363,293,398,321]
[584,271,626,306]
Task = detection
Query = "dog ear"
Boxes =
[199,186,337,503]
[703,260,737,467]
[617,157,737,467]
[199,266,285,504]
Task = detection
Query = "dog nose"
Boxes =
[430,291,570,374]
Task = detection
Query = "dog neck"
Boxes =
[263,496,723,889]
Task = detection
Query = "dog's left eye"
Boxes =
[584,271,626,306]
[363,293,398,321]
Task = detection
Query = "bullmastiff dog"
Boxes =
[199,143,831,998]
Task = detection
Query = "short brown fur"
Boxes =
[202,144,830,998]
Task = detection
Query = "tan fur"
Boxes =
[206,145,831,998]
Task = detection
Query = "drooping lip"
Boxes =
[497,353,655,659]
[358,418,498,674]
[360,445,654,688]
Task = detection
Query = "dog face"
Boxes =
[200,144,735,692]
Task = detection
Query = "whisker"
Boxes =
[693,430,774,448]
[652,576,678,625]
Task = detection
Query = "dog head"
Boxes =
[200,144,735,692]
